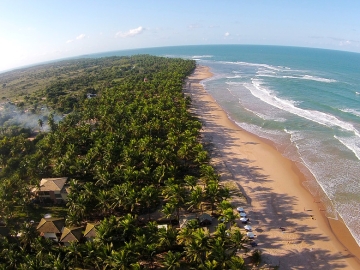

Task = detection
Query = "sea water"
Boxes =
[90,45,360,246]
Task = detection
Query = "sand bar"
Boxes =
[186,65,360,269]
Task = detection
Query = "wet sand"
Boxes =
[185,65,360,269]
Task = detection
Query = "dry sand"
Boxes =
[185,65,360,269]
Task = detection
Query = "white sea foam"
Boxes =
[234,121,288,148]
[257,74,336,83]
[340,108,360,118]
[334,135,360,160]
[225,81,242,85]
[302,75,337,83]
[246,79,360,137]
[226,75,242,79]
[243,107,286,122]
[192,55,213,58]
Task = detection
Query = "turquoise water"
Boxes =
[90,45,360,246]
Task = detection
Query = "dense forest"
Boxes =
[0,55,260,269]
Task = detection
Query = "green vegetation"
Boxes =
[0,55,258,269]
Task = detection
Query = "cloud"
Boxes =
[188,24,201,29]
[66,40,73,44]
[224,32,230,37]
[339,40,352,46]
[311,35,359,45]
[116,26,144,38]
[76,34,86,40]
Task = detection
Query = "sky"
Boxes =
[1,0,360,72]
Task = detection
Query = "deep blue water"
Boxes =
[90,45,360,245]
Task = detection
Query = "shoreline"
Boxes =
[186,65,360,269]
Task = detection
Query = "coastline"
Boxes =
[186,65,360,269]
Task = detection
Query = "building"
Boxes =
[36,217,65,241]
[60,227,83,246]
[32,177,69,203]
[83,222,99,242]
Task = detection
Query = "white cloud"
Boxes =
[224,32,230,37]
[76,34,86,40]
[339,40,351,46]
[116,26,144,38]
[66,39,73,44]
[188,24,201,29]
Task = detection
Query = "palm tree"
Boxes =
[47,253,68,270]
[81,241,101,270]
[251,249,262,267]
[184,228,210,265]
[96,190,113,216]
[226,256,246,270]
[186,186,203,215]
[105,249,134,270]
[162,181,186,221]
[184,175,197,191]
[140,185,159,220]
[199,260,219,270]
[221,208,238,226]
[4,247,23,270]
[228,229,246,256]
[38,119,43,132]
[207,237,228,268]
[157,226,178,251]
[177,226,193,246]
[118,214,137,242]
[18,221,38,252]
[214,223,228,241]
[95,216,119,244]
[18,254,47,270]
[65,242,83,268]
[162,202,176,221]
[205,181,230,214]
[162,251,182,270]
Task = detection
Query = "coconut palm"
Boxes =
[184,228,210,264]
[163,251,182,270]
[65,242,83,268]
[140,185,159,220]
[96,190,113,216]
[105,249,134,270]
[157,226,178,251]
[226,256,246,270]
[187,186,203,215]
[38,119,43,132]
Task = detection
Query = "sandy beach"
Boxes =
[185,65,360,269]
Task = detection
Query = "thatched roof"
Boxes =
[83,222,99,238]
[60,227,83,243]
[36,218,65,233]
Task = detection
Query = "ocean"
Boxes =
[90,45,360,246]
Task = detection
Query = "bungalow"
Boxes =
[83,222,99,242]
[32,177,69,203]
[60,227,83,246]
[36,217,65,242]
